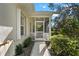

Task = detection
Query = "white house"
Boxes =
[0,3,55,56]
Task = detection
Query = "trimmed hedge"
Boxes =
[15,37,32,56]
[23,37,32,48]
[15,44,23,56]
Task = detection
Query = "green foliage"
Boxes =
[60,18,79,38]
[51,29,60,35]
[50,18,79,56]
[23,37,32,48]
[50,34,79,56]
[49,3,79,56]
[15,44,23,56]
[48,3,79,19]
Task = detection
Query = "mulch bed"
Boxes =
[19,42,34,56]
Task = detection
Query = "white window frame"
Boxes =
[20,13,26,36]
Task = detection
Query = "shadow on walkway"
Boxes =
[31,41,50,56]
[39,45,47,55]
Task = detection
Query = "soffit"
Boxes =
[19,3,56,16]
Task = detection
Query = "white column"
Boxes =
[35,17,36,40]
[43,20,44,39]
[49,16,51,39]
[26,17,29,37]
[16,8,21,39]
[43,17,45,39]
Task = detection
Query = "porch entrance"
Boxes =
[35,21,44,40]
[30,17,50,41]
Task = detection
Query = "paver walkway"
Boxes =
[31,41,50,56]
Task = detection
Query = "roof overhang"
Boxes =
[18,3,59,17]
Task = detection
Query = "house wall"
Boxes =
[0,3,52,56]
[0,3,17,40]
[0,3,17,55]
[14,4,31,44]
[0,3,31,56]
[12,4,31,56]
[5,4,31,56]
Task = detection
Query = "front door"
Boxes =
[35,21,44,40]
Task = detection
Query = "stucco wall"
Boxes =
[0,3,17,40]
[13,4,31,56]
[0,4,17,55]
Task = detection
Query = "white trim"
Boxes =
[35,20,44,40]
[30,16,50,40]
[16,8,21,40]
[26,18,28,37]
[35,18,36,40]
[20,13,26,37]
[35,21,43,22]
[49,16,51,38]
[30,16,50,18]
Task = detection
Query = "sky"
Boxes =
[51,14,60,27]
[34,3,52,11]
[34,3,65,12]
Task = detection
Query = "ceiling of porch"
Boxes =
[19,3,53,16]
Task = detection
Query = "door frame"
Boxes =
[35,20,44,40]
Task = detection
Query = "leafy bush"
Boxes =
[23,37,32,48]
[50,34,79,56]
[51,29,60,35]
[15,44,23,56]
[58,18,79,38]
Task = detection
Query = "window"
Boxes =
[20,13,26,36]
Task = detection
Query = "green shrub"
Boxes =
[23,37,32,48]
[15,44,23,56]
[51,29,60,35]
[50,34,78,56]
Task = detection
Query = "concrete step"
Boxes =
[32,40,50,42]
[32,38,50,42]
